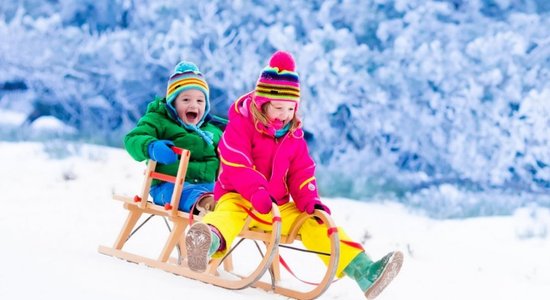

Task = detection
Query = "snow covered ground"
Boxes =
[1,141,549,299]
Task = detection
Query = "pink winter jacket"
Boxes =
[214,92,321,212]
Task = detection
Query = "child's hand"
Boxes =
[304,201,331,215]
[250,189,273,214]
[148,140,178,164]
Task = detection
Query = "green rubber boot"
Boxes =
[344,251,404,299]
[208,229,221,256]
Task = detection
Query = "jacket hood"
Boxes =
[232,91,304,139]
[146,96,171,116]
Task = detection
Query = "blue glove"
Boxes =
[147,140,177,164]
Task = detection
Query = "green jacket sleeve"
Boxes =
[124,114,163,162]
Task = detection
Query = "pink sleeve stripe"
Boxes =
[219,154,267,180]
[220,135,253,165]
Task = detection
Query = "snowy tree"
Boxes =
[1,0,549,217]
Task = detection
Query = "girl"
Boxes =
[124,61,224,215]
[185,51,403,299]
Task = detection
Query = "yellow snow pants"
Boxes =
[202,192,363,277]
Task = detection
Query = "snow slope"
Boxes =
[1,142,549,299]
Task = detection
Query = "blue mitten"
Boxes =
[147,140,177,164]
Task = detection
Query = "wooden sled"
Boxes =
[98,146,340,299]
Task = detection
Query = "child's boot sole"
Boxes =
[185,222,212,272]
[364,251,403,299]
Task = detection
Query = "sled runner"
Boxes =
[98,146,340,299]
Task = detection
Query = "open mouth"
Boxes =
[186,111,198,122]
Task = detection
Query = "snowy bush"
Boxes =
[1,0,549,217]
[515,206,550,239]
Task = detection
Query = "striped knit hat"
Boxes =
[165,61,214,145]
[166,61,210,126]
[254,51,300,109]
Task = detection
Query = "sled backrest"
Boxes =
[136,146,190,217]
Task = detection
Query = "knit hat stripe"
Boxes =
[257,78,299,87]
[167,78,209,95]
[256,91,300,99]
[164,60,214,145]
[256,89,299,96]
[261,67,299,77]
[168,73,208,87]
[168,76,208,86]
[168,86,209,102]
[257,82,300,92]
[256,88,300,98]
[255,94,299,102]
[165,61,211,129]
[259,74,299,84]
[169,71,206,82]
[254,50,301,109]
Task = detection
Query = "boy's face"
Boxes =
[265,100,296,128]
[174,89,206,125]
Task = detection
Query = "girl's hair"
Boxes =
[250,95,301,133]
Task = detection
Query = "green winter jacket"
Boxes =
[124,97,223,185]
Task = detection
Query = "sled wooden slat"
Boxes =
[112,208,143,250]
[98,146,340,299]
[113,194,193,219]
[99,200,281,290]
[99,242,273,290]
[168,149,189,216]
[138,161,155,209]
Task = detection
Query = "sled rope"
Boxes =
[125,213,177,243]
[126,214,155,241]
[327,227,365,251]
[207,200,361,287]
[162,216,172,232]
[234,202,282,225]
[341,240,364,250]
[234,203,364,251]
[279,244,330,256]
[276,227,344,286]
[278,255,340,286]
[231,203,356,286]
[217,237,247,266]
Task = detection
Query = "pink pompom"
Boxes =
[269,51,295,72]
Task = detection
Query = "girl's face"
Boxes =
[174,89,206,125]
[265,100,296,128]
